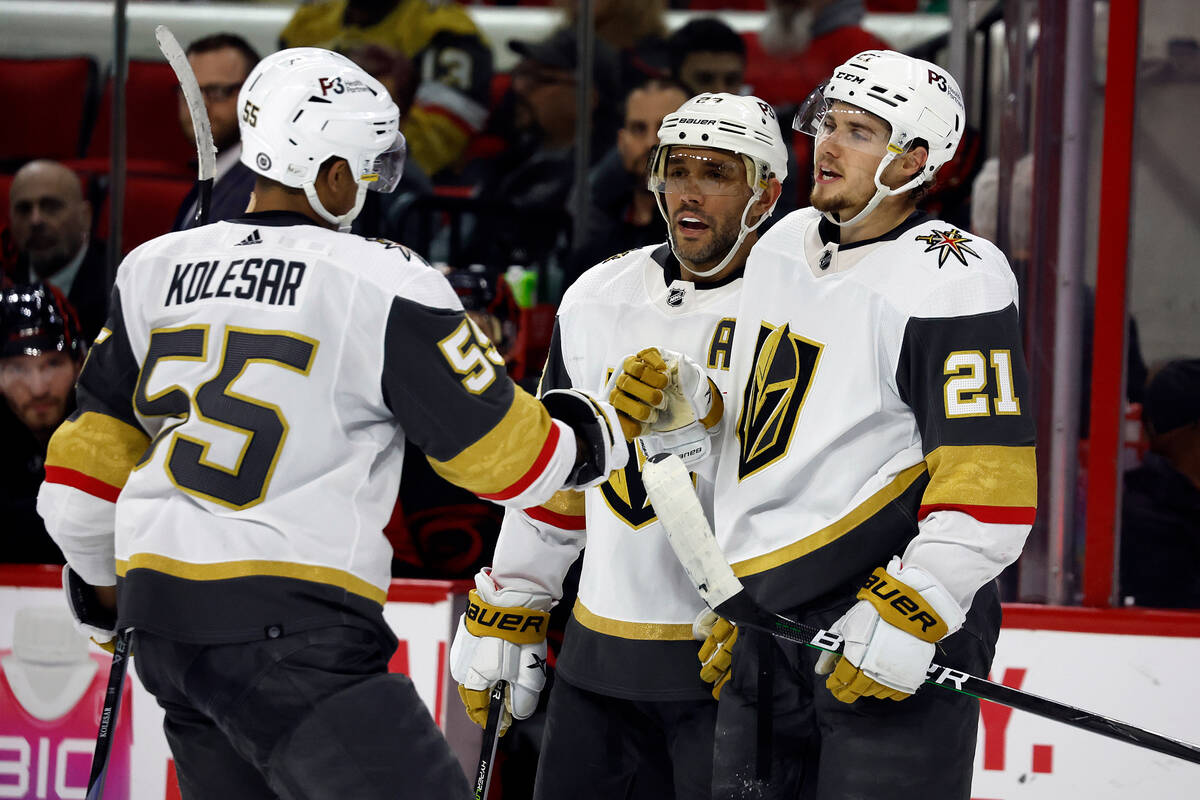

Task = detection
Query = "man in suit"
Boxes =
[172,33,260,230]
[4,160,108,342]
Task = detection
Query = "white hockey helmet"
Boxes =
[794,49,964,227]
[648,93,788,278]
[238,47,404,230]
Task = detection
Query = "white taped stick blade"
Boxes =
[642,453,743,609]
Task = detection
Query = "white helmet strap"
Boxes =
[821,149,927,228]
[303,181,369,233]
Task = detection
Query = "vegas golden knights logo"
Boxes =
[737,322,823,480]
[600,442,657,528]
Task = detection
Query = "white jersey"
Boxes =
[38,212,582,643]
[712,208,1037,615]
[492,243,741,700]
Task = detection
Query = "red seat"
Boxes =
[0,172,13,229]
[97,174,193,255]
[0,57,98,166]
[85,61,195,178]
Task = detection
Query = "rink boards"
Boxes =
[1,567,1198,799]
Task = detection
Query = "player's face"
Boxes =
[809,102,892,217]
[0,351,79,435]
[662,147,753,271]
[181,47,251,152]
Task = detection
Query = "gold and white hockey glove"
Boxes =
[814,557,965,703]
[605,347,723,466]
[450,568,552,736]
[694,609,737,700]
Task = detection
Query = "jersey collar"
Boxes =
[817,210,931,252]
[651,242,744,290]
[228,210,325,228]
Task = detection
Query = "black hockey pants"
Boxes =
[712,581,1002,800]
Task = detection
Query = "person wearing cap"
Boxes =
[1120,359,1200,609]
[463,26,623,275]
[451,92,788,799]
[0,282,85,564]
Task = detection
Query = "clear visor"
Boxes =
[793,88,893,157]
[359,132,407,193]
[648,149,752,197]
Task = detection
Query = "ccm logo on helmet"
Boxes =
[834,70,865,84]
[465,599,546,635]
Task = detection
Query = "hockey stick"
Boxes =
[472,680,505,800]
[155,25,216,225]
[85,627,133,800]
[641,453,1200,767]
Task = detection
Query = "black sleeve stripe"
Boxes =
[73,286,145,431]
[896,303,1036,453]
[536,317,572,396]
[381,295,515,463]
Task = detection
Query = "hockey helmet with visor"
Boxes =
[794,49,964,227]
[648,92,788,277]
[238,47,405,231]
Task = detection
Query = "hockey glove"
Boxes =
[62,565,117,653]
[605,347,724,467]
[541,388,628,489]
[450,569,552,736]
[694,609,737,700]
[815,557,966,703]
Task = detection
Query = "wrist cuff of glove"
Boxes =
[464,589,550,645]
[856,560,965,643]
[63,565,117,633]
[541,388,616,487]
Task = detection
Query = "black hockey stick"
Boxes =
[156,25,215,225]
[85,627,133,800]
[642,453,1200,767]
[473,680,505,800]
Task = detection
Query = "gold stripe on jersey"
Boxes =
[732,461,928,577]
[541,488,585,518]
[572,599,696,641]
[45,412,150,489]
[427,387,554,495]
[921,444,1037,512]
[117,552,387,605]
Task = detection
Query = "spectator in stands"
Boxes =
[558,0,669,96]
[280,0,493,179]
[667,17,747,97]
[3,161,107,342]
[745,0,891,107]
[566,77,688,287]
[0,283,84,565]
[172,33,260,231]
[464,27,621,273]
[1120,358,1200,609]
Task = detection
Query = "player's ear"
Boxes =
[900,145,929,182]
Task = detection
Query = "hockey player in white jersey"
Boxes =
[35,48,627,800]
[449,93,787,798]
[653,50,1035,799]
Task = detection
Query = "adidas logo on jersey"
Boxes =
[235,229,263,246]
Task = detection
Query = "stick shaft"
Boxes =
[85,627,132,800]
[156,25,216,225]
[641,453,1200,768]
[473,681,505,800]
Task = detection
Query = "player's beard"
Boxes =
[673,209,743,272]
